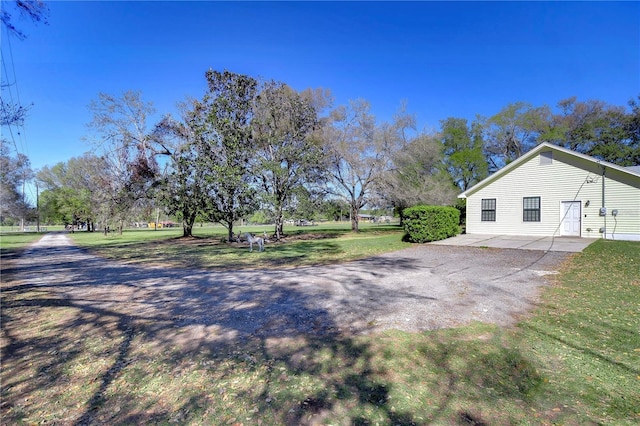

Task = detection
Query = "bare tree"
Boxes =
[1,0,49,40]
[321,100,414,232]
[1,1,49,128]
[86,91,159,233]
[153,113,205,237]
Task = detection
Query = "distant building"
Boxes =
[147,221,178,229]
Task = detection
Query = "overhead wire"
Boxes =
[1,23,36,206]
[1,27,20,154]
[543,171,594,253]
[490,170,596,283]
[6,26,30,158]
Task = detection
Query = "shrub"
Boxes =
[402,205,460,243]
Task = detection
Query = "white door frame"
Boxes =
[560,201,581,236]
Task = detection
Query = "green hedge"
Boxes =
[402,205,460,243]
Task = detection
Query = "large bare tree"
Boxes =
[86,91,159,233]
[321,100,414,232]
[151,109,205,238]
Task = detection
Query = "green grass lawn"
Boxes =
[0,232,43,250]
[516,240,640,424]
[0,232,43,263]
[67,222,412,269]
[1,232,638,424]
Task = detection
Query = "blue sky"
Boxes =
[3,1,639,182]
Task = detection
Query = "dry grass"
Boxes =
[2,236,639,425]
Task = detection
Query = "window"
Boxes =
[523,197,541,222]
[481,198,496,221]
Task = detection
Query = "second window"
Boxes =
[523,197,541,222]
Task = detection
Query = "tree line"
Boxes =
[3,69,639,237]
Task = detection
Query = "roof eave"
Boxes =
[458,143,553,198]
[458,142,640,199]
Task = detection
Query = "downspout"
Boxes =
[602,165,606,240]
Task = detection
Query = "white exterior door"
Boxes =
[561,201,581,236]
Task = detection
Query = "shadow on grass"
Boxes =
[4,234,613,424]
[68,225,410,272]
[78,234,353,270]
[1,236,427,425]
[0,246,28,263]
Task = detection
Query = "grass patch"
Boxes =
[67,223,412,269]
[0,232,44,263]
[0,232,43,250]
[2,237,638,424]
[516,239,640,424]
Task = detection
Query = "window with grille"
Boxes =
[523,197,541,222]
[481,198,496,221]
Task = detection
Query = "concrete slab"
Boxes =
[429,234,596,252]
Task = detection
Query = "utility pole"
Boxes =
[21,178,25,231]
[36,181,40,232]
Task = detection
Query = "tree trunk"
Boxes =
[274,204,284,240]
[227,222,234,242]
[182,210,196,237]
[183,222,193,237]
[275,217,284,240]
[350,204,359,232]
[397,205,406,228]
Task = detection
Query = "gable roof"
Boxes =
[458,142,640,199]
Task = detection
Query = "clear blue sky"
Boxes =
[3,0,639,178]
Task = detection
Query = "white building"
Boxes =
[458,143,640,241]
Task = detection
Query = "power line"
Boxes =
[1,23,36,210]
[1,23,29,158]
[6,25,29,158]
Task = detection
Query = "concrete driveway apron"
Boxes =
[429,234,596,252]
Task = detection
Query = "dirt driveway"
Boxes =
[3,233,570,345]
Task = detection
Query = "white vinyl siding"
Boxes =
[465,149,640,239]
[601,167,640,240]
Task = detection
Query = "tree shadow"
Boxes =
[1,235,429,425]
[3,233,587,424]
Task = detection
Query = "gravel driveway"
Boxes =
[3,233,569,346]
